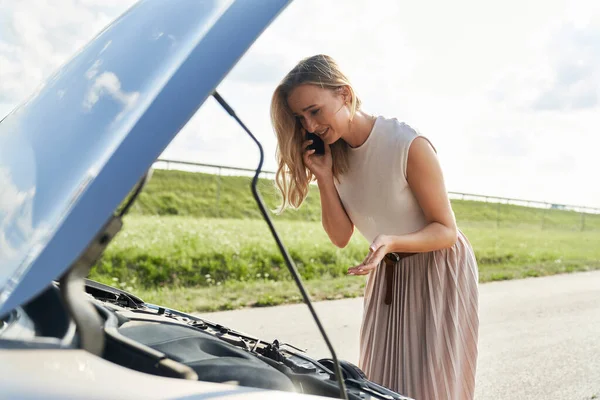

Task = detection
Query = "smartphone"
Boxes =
[305,131,325,155]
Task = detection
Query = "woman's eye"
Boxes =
[310,109,320,116]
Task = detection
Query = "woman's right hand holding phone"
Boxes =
[302,130,333,182]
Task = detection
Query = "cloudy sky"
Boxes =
[1,0,599,208]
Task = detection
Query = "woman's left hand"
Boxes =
[347,234,391,275]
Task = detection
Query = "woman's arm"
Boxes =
[385,136,458,252]
[302,136,354,248]
[317,175,354,248]
[348,136,457,275]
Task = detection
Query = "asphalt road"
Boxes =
[200,271,600,400]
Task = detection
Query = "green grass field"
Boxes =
[130,170,600,231]
[90,169,600,312]
[91,216,600,287]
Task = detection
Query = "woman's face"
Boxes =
[287,84,350,145]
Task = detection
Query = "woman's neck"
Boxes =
[343,111,377,148]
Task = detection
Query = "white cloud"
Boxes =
[491,16,600,112]
[0,0,136,104]
[83,69,140,120]
[0,164,55,300]
[0,167,36,273]
[0,168,32,217]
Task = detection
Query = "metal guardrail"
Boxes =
[446,192,600,215]
[153,158,600,230]
[156,159,266,176]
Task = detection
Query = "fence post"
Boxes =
[216,167,222,217]
[581,212,585,231]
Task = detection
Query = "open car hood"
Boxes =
[0,0,291,317]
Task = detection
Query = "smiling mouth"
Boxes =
[316,128,328,137]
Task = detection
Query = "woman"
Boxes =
[270,54,479,400]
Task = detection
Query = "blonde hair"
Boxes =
[270,54,361,213]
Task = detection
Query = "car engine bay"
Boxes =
[1,280,410,400]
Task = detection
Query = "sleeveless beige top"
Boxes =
[334,116,436,243]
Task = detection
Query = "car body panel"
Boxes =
[0,349,325,399]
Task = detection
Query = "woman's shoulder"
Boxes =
[376,116,419,145]
[376,116,436,173]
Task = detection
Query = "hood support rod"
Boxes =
[212,91,349,400]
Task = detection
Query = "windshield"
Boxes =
[0,0,233,305]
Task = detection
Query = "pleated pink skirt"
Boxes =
[358,230,479,400]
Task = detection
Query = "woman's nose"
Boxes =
[305,117,318,133]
